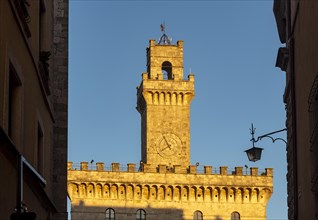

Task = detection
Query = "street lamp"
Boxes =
[245,124,287,162]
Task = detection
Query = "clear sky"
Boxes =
[69,1,287,219]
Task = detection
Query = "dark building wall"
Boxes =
[292,2,318,219]
[0,0,68,219]
[274,1,318,219]
[52,0,69,219]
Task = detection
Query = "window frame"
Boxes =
[231,211,240,220]
[136,209,146,220]
[105,208,115,220]
[193,210,203,220]
[162,61,173,80]
[7,62,23,143]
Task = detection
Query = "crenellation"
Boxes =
[80,162,88,170]
[174,165,182,173]
[177,40,184,47]
[68,161,72,170]
[158,164,166,173]
[189,165,197,174]
[69,161,273,177]
[220,166,228,175]
[265,167,273,176]
[127,163,135,172]
[251,167,259,176]
[96,162,104,171]
[111,162,120,172]
[204,165,212,174]
[235,166,243,175]
[149,39,156,46]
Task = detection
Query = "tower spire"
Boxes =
[158,23,171,45]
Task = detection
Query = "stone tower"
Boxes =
[68,35,274,220]
[137,39,194,168]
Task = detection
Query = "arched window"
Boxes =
[193,210,203,220]
[162,61,173,79]
[105,208,115,220]
[136,209,146,220]
[231,212,240,220]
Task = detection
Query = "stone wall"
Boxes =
[68,162,273,220]
[274,1,318,219]
[52,0,69,219]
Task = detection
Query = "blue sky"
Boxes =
[69,1,287,219]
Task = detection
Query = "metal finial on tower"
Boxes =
[158,23,172,45]
[160,23,165,33]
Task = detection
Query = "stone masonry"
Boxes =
[68,163,273,220]
[52,0,69,219]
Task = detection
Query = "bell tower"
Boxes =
[136,34,195,169]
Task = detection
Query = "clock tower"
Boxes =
[69,29,273,220]
[136,36,195,169]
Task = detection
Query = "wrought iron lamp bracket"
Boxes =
[250,124,287,145]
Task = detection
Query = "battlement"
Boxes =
[68,162,273,177]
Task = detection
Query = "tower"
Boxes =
[68,30,273,220]
[136,37,195,168]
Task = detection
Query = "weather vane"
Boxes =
[160,23,165,33]
[158,23,171,45]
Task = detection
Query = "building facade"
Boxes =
[68,37,273,220]
[0,0,69,219]
[274,1,318,219]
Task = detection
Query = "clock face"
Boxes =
[156,133,182,158]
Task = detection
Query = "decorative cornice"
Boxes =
[68,181,272,204]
